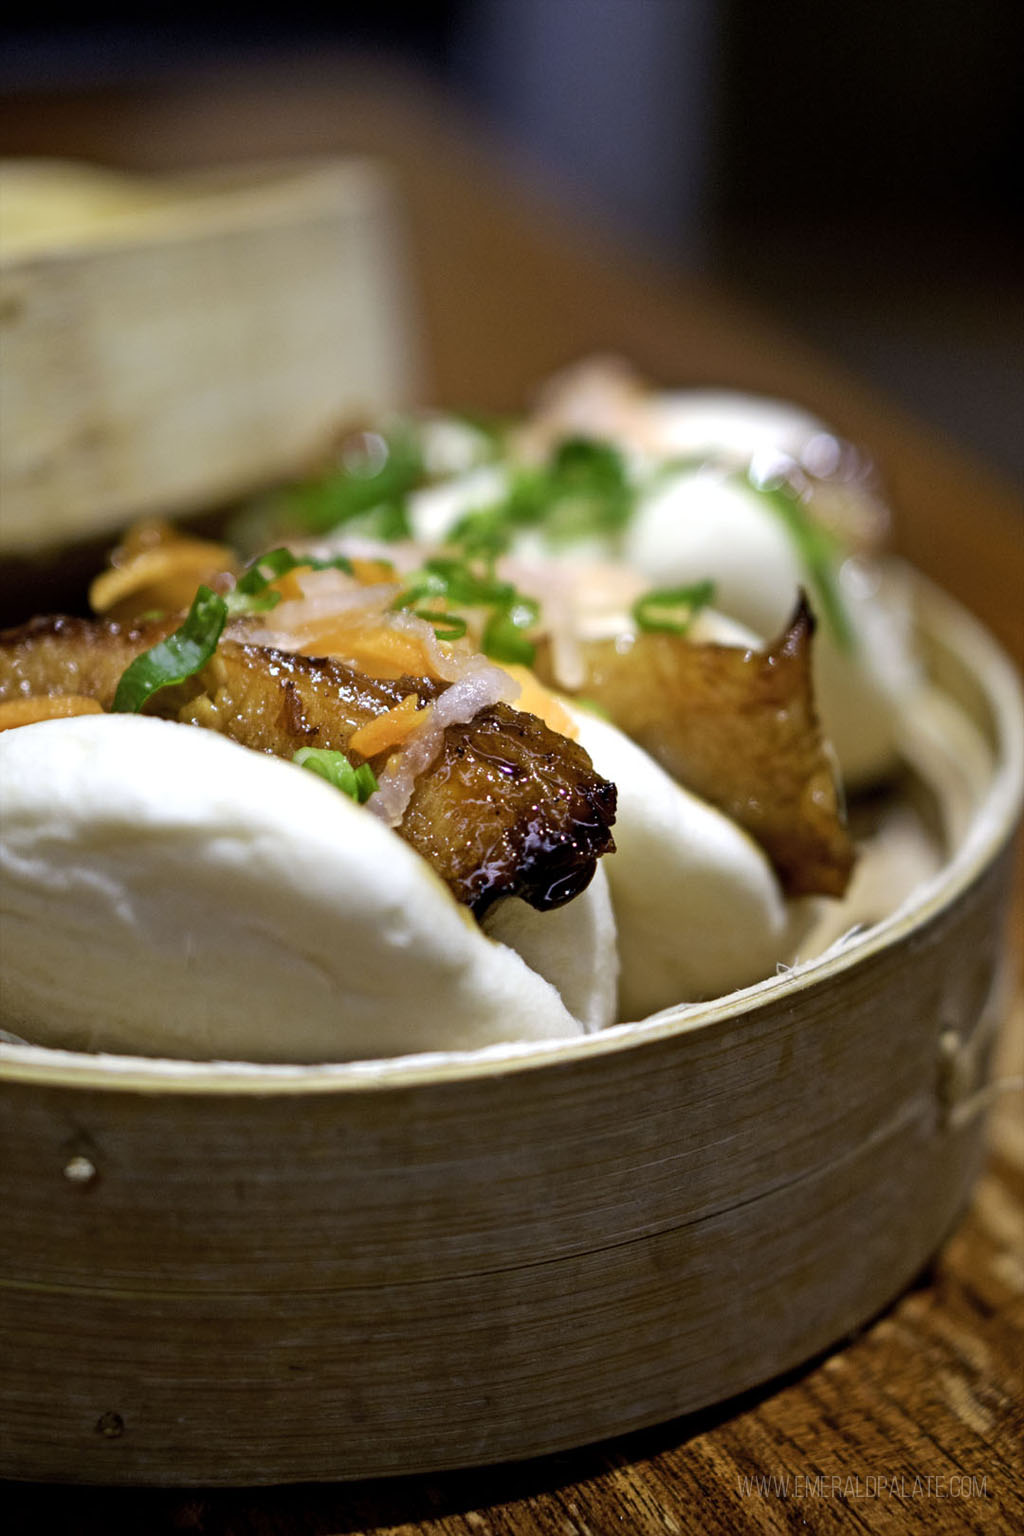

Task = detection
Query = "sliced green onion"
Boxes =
[225,588,282,616]
[225,548,358,616]
[391,556,541,657]
[632,579,716,635]
[446,433,635,560]
[392,568,450,608]
[392,557,510,611]
[448,505,510,561]
[354,499,413,542]
[741,473,854,651]
[292,748,378,804]
[394,555,542,664]
[237,547,354,594]
[231,428,423,549]
[413,609,468,641]
[482,600,539,666]
[235,547,305,595]
[289,430,420,534]
[111,585,228,713]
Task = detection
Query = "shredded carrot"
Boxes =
[349,693,428,758]
[298,624,442,680]
[89,539,236,621]
[0,695,104,731]
[501,664,579,740]
[267,568,308,603]
[350,557,398,586]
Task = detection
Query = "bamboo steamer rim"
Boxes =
[0,156,398,265]
[2,566,1021,1098]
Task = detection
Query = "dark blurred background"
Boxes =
[2,0,1021,480]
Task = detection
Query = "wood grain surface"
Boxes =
[2,58,1022,1535]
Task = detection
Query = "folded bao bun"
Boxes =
[626,387,921,792]
[483,864,618,1035]
[646,390,827,461]
[480,695,801,1028]
[409,378,919,793]
[567,705,792,1020]
[0,699,803,1060]
[623,468,919,791]
[0,714,584,1062]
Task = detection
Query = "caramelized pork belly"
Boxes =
[0,615,616,917]
[536,600,854,898]
[0,613,176,704]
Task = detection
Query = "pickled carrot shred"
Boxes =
[350,557,398,586]
[349,694,429,759]
[500,664,579,740]
[297,625,442,680]
[267,569,308,603]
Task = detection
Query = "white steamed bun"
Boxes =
[0,714,583,1062]
[625,468,919,788]
[483,863,618,1034]
[568,706,793,1019]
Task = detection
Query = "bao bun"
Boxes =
[0,698,800,1061]
[0,715,582,1062]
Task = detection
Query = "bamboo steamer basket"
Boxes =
[0,573,1021,1486]
[0,157,417,554]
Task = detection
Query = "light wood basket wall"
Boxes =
[0,157,418,554]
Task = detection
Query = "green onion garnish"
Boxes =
[545,436,634,543]
[110,548,365,709]
[235,548,307,596]
[227,548,356,615]
[224,589,280,617]
[290,429,421,534]
[391,557,540,664]
[392,557,506,611]
[449,433,635,559]
[413,610,468,641]
[292,748,378,804]
[111,585,228,713]
[632,580,717,635]
[230,428,423,550]
[741,473,854,651]
[482,598,540,665]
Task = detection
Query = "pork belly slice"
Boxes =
[0,615,616,917]
[535,599,854,898]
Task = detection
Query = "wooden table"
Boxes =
[3,60,1022,1536]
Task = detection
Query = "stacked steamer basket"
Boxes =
[0,157,418,555]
